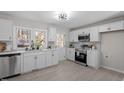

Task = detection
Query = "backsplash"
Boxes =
[70,42,100,50]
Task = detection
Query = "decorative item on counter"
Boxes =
[90,42,97,49]
[35,39,44,50]
[69,43,74,48]
[25,46,29,51]
[31,40,35,50]
[0,41,7,52]
[48,46,51,49]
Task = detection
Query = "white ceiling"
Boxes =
[0,11,124,29]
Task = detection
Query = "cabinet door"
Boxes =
[48,28,56,41]
[110,21,124,31]
[52,50,59,65]
[73,31,78,42]
[36,53,46,69]
[67,48,71,60]
[0,18,13,41]
[67,48,75,61]
[99,24,110,32]
[87,50,93,67]
[69,31,74,42]
[58,48,66,61]
[46,51,52,67]
[0,57,9,79]
[70,49,75,61]
[90,27,99,41]
[87,50,97,67]
[87,50,99,68]
[23,54,35,73]
[66,48,69,59]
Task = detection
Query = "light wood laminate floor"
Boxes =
[6,60,124,81]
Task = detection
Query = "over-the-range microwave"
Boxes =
[78,33,90,42]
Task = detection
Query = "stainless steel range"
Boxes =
[75,49,88,66]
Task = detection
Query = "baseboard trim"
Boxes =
[101,65,124,74]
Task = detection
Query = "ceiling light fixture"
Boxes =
[55,11,71,22]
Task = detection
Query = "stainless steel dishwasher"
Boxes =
[0,53,21,79]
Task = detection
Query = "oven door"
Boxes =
[75,52,87,64]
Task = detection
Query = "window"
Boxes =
[35,31,46,48]
[14,26,47,49]
[56,34,64,48]
[16,28,31,48]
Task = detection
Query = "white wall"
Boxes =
[101,31,124,73]
[0,15,69,50]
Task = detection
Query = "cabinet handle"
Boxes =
[108,28,111,30]
[9,36,11,40]
[35,56,37,59]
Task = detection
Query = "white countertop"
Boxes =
[0,50,26,55]
[0,48,59,56]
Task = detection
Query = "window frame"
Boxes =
[32,28,47,49]
[56,33,65,48]
[13,26,47,50]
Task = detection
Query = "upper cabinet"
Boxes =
[69,20,124,43]
[69,31,78,42]
[0,18,13,41]
[110,21,124,31]
[99,21,124,32]
[69,28,90,42]
[90,26,100,42]
[99,24,110,32]
[48,27,56,41]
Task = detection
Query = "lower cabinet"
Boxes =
[67,48,75,61]
[58,48,66,61]
[52,50,59,65]
[23,50,59,73]
[36,53,46,69]
[87,50,100,69]
[46,51,53,67]
[23,53,36,73]
[46,50,59,67]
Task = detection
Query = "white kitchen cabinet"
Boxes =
[67,48,75,61]
[0,57,9,79]
[69,31,74,42]
[69,28,90,42]
[23,50,59,73]
[69,31,78,42]
[52,50,59,65]
[46,50,59,67]
[23,53,36,73]
[99,21,124,32]
[87,49,100,69]
[110,21,124,31]
[23,52,47,73]
[48,27,56,41]
[58,48,66,61]
[99,24,110,32]
[90,26,100,41]
[0,18,13,41]
[73,31,78,42]
[36,52,46,69]
[46,51,52,67]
